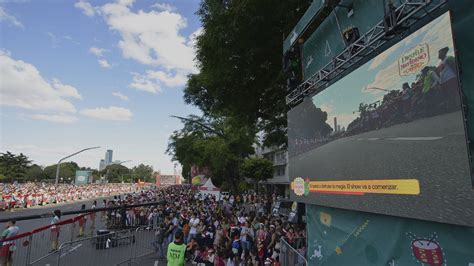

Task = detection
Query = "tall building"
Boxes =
[99,159,106,171]
[254,145,289,197]
[105,150,113,165]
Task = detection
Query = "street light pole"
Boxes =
[55,146,100,185]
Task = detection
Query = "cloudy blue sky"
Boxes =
[312,12,454,129]
[0,0,203,174]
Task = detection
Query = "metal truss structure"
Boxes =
[286,0,447,107]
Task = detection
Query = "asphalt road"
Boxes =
[290,111,474,226]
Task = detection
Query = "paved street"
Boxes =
[291,111,474,226]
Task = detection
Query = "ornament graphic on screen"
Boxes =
[310,245,323,260]
[320,212,332,227]
[292,177,305,196]
[335,246,342,255]
[407,232,444,266]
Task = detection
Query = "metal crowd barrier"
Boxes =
[55,225,156,266]
[279,237,308,266]
[0,201,164,266]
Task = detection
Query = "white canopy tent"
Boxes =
[198,178,221,198]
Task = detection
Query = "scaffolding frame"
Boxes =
[286,0,447,107]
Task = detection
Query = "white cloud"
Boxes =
[366,60,401,94]
[80,106,133,121]
[0,6,23,28]
[146,70,187,87]
[0,51,79,113]
[63,35,80,45]
[129,72,161,93]
[81,0,198,73]
[52,78,82,99]
[74,0,97,17]
[98,59,112,68]
[25,114,78,124]
[151,2,176,12]
[367,44,398,70]
[129,70,187,93]
[112,91,129,101]
[46,32,60,48]
[319,103,333,114]
[187,27,203,49]
[89,46,108,57]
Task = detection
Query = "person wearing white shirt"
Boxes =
[187,213,200,243]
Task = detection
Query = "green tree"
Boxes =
[0,151,32,182]
[25,164,46,181]
[288,100,333,140]
[131,164,154,183]
[167,115,256,193]
[43,161,79,181]
[240,157,274,182]
[101,164,130,183]
[184,0,310,147]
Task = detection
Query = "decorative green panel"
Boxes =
[301,0,384,79]
[283,0,324,54]
[307,204,474,266]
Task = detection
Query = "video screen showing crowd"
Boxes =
[289,46,462,157]
[288,12,474,227]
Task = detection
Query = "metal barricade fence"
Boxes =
[130,227,156,260]
[28,213,95,265]
[279,237,308,266]
[0,232,31,266]
[0,200,164,266]
[55,225,156,266]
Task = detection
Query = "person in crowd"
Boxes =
[0,220,19,266]
[167,230,186,266]
[50,209,61,252]
[437,47,460,108]
[152,223,166,259]
[77,204,87,237]
[89,200,97,235]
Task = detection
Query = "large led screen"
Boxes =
[288,12,474,226]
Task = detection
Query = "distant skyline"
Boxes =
[312,13,454,129]
[0,0,203,174]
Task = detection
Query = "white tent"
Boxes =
[198,178,221,198]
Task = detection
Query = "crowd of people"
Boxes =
[1,184,306,265]
[82,185,307,265]
[0,183,133,211]
[141,186,306,266]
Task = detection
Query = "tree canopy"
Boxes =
[184,0,310,147]
[101,164,130,183]
[0,151,32,182]
[131,164,154,183]
[168,0,310,191]
[240,157,274,182]
[167,115,255,192]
